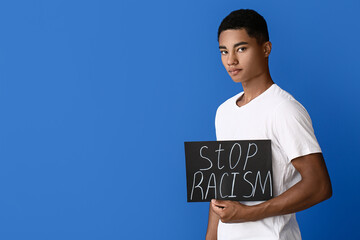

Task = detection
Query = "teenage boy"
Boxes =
[206,9,332,240]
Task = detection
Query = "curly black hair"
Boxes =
[218,9,269,44]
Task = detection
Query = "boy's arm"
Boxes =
[210,153,332,223]
[206,203,220,240]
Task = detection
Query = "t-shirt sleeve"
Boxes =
[272,99,322,161]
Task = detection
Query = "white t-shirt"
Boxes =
[215,84,321,240]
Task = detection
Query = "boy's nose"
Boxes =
[227,52,239,66]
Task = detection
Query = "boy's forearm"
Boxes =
[212,153,332,223]
[244,169,332,221]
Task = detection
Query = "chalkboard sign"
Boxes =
[184,140,273,202]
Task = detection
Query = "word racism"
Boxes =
[184,140,273,202]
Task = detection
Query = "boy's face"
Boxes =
[218,29,270,83]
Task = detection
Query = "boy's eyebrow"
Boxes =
[219,41,249,49]
[234,41,248,47]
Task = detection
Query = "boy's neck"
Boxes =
[236,72,274,107]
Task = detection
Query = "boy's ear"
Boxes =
[263,41,272,57]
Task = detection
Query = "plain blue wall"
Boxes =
[0,0,359,239]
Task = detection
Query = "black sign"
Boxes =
[184,140,273,202]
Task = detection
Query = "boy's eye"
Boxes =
[237,47,246,52]
[220,50,228,55]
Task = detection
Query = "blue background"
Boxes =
[0,0,359,239]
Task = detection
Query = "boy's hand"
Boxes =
[210,199,254,223]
